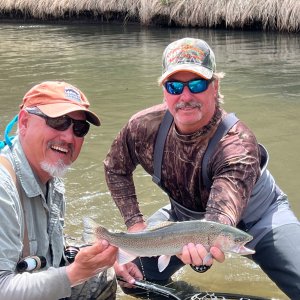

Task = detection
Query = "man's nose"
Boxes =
[60,124,75,141]
[179,86,193,101]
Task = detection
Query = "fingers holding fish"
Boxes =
[210,246,225,263]
[181,243,202,266]
[66,240,118,287]
[84,240,117,265]
[179,243,208,266]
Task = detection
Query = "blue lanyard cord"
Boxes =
[0,115,18,149]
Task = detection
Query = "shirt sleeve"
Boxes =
[104,123,144,228]
[204,122,261,226]
[0,268,71,300]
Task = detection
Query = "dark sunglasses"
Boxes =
[26,109,90,137]
[164,79,210,95]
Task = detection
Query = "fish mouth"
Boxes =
[234,244,255,255]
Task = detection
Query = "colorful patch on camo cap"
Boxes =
[159,38,216,84]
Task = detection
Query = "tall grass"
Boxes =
[0,0,299,32]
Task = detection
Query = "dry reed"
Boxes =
[0,0,299,32]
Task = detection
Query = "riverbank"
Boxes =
[0,0,299,33]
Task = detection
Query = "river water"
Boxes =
[0,22,299,299]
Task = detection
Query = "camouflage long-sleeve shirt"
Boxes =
[104,103,261,228]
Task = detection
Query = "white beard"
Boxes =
[40,159,70,178]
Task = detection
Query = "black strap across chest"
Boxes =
[152,110,174,186]
[152,110,239,190]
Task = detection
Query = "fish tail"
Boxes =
[82,217,99,244]
[82,217,112,244]
[94,223,111,239]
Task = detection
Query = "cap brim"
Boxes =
[37,103,101,126]
[159,64,213,85]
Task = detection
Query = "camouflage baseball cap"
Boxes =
[159,37,216,84]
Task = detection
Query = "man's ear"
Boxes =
[212,79,219,97]
[18,110,29,135]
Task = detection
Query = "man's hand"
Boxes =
[127,222,147,233]
[114,261,143,288]
[66,240,117,287]
[112,223,145,288]
[178,243,225,267]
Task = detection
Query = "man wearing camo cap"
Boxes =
[104,37,300,299]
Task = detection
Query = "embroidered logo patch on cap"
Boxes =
[166,44,206,67]
[65,87,82,103]
[159,38,216,84]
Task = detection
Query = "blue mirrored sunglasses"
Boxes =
[164,79,210,95]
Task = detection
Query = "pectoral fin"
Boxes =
[117,249,137,265]
[157,255,171,272]
[146,221,175,231]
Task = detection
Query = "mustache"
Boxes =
[175,101,201,110]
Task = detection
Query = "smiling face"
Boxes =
[19,109,85,183]
[163,71,219,134]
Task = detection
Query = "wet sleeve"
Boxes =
[204,125,261,226]
[0,267,71,300]
[103,124,144,228]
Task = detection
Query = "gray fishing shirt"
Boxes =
[0,137,71,299]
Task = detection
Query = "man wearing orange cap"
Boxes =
[104,38,300,298]
[0,81,117,299]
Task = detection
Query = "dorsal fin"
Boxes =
[145,221,175,231]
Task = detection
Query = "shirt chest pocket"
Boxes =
[23,196,50,258]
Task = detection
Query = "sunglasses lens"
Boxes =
[29,111,90,137]
[165,79,209,95]
[188,79,208,93]
[46,116,89,137]
[73,121,90,137]
[47,116,71,131]
[165,82,184,95]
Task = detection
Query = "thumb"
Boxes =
[89,240,110,254]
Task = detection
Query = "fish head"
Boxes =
[211,225,255,255]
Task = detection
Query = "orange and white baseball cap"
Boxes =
[20,81,100,126]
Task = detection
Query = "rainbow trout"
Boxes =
[82,217,255,272]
